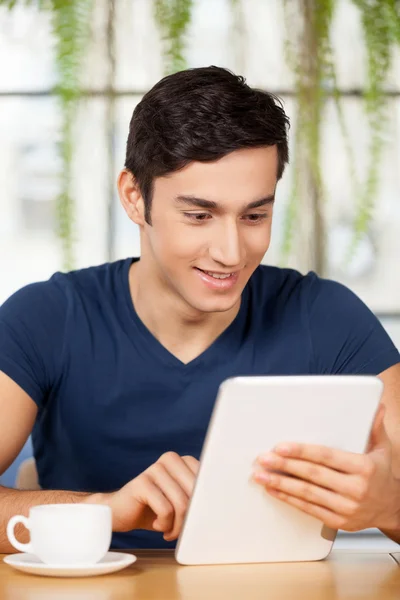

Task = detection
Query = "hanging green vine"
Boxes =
[283,0,400,272]
[2,0,400,272]
[345,0,400,261]
[0,0,93,270]
[282,0,336,273]
[50,0,93,270]
[154,0,193,75]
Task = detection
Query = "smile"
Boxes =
[202,271,234,280]
[194,268,239,290]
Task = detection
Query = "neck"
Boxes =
[128,258,241,363]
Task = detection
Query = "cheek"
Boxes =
[150,221,207,260]
[245,224,272,258]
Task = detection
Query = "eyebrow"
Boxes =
[174,194,275,211]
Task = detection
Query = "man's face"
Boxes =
[142,146,278,315]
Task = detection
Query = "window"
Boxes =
[0,3,399,537]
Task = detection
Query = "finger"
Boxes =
[140,477,175,533]
[257,454,359,500]
[272,443,366,475]
[149,463,189,540]
[158,452,197,496]
[182,455,200,477]
[253,470,358,516]
[265,488,345,531]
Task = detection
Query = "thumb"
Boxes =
[366,403,390,452]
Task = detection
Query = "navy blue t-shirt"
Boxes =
[0,258,399,549]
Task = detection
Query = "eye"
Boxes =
[243,213,268,223]
[183,212,211,222]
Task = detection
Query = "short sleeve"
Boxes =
[0,279,67,408]
[306,273,400,375]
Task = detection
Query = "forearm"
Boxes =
[379,501,400,545]
[379,473,400,546]
[0,485,97,553]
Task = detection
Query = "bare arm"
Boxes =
[378,362,400,544]
[378,363,400,477]
[0,371,199,554]
[0,486,94,553]
[0,371,94,553]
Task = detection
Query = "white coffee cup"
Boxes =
[7,503,112,565]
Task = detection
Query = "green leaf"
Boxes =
[345,0,394,265]
[154,0,193,75]
[281,0,336,271]
[50,0,93,270]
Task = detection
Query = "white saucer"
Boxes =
[3,551,137,577]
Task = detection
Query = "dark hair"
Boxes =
[125,66,290,224]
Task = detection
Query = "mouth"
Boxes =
[195,268,235,279]
[194,267,239,290]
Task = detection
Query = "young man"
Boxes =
[0,66,399,553]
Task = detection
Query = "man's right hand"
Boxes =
[0,373,200,552]
[91,452,199,542]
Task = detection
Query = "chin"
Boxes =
[188,295,240,315]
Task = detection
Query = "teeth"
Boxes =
[205,271,232,279]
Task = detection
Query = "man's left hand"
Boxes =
[253,403,400,532]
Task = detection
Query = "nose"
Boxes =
[208,219,244,268]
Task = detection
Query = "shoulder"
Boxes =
[250,264,317,307]
[251,265,363,309]
[299,273,398,374]
[61,258,130,297]
[303,271,375,321]
[0,278,66,325]
[0,258,130,326]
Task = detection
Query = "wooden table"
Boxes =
[1,549,399,600]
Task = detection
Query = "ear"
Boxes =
[117,169,146,226]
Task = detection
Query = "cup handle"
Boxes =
[6,515,33,553]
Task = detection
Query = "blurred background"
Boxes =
[0,0,399,548]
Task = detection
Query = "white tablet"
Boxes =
[175,375,383,565]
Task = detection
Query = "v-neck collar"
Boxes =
[120,258,249,370]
